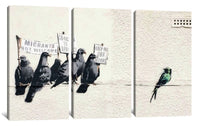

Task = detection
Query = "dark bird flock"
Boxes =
[15,48,101,103]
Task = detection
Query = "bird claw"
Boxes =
[73,81,79,85]
[46,82,51,85]
[19,83,30,86]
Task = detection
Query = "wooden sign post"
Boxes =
[16,35,22,67]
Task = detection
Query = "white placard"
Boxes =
[20,39,58,55]
[57,33,69,53]
[93,44,108,64]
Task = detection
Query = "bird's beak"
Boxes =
[48,54,52,57]
[84,51,86,54]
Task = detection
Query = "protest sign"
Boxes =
[93,44,108,64]
[20,38,58,55]
[57,33,69,53]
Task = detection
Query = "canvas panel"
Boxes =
[8,6,69,120]
[72,8,132,118]
[134,10,191,117]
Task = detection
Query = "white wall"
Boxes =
[73,8,131,83]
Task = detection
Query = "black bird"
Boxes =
[72,48,86,84]
[25,52,51,102]
[150,67,172,103]
[50,58,61,83]
[77,53,100,93]
[51,56,69,89]
[15,56,34,95]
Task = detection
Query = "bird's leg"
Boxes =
[72,80,78,85]
[46,82,51,85]
[73,75,79,85]
[74,81,79,85]
[19,82,30,86]
[19,82,23,86]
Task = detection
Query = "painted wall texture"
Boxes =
[72,8,132,118]
[8,6,69,120]
[135,10,191,117]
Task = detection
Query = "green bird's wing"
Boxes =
[159,73,171,84]
[163,73,171,81]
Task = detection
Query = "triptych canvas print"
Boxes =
[7,6,191,120]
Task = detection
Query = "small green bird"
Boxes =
[150,67,172,103]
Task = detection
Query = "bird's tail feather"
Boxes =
[77,84,90,93]
[154,89,157,100]
[51,78,64,89]
[25,86,42,103]
[150,87,158,103]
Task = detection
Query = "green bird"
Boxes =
[150,67,172,103]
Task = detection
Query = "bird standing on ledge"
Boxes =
[15,56,34,95]
[51,54,69,89]
[25,52,51,103]
[50,58,61,84]
[77,53,100,93]
[72,48,86,84]
[150,67,172,103]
